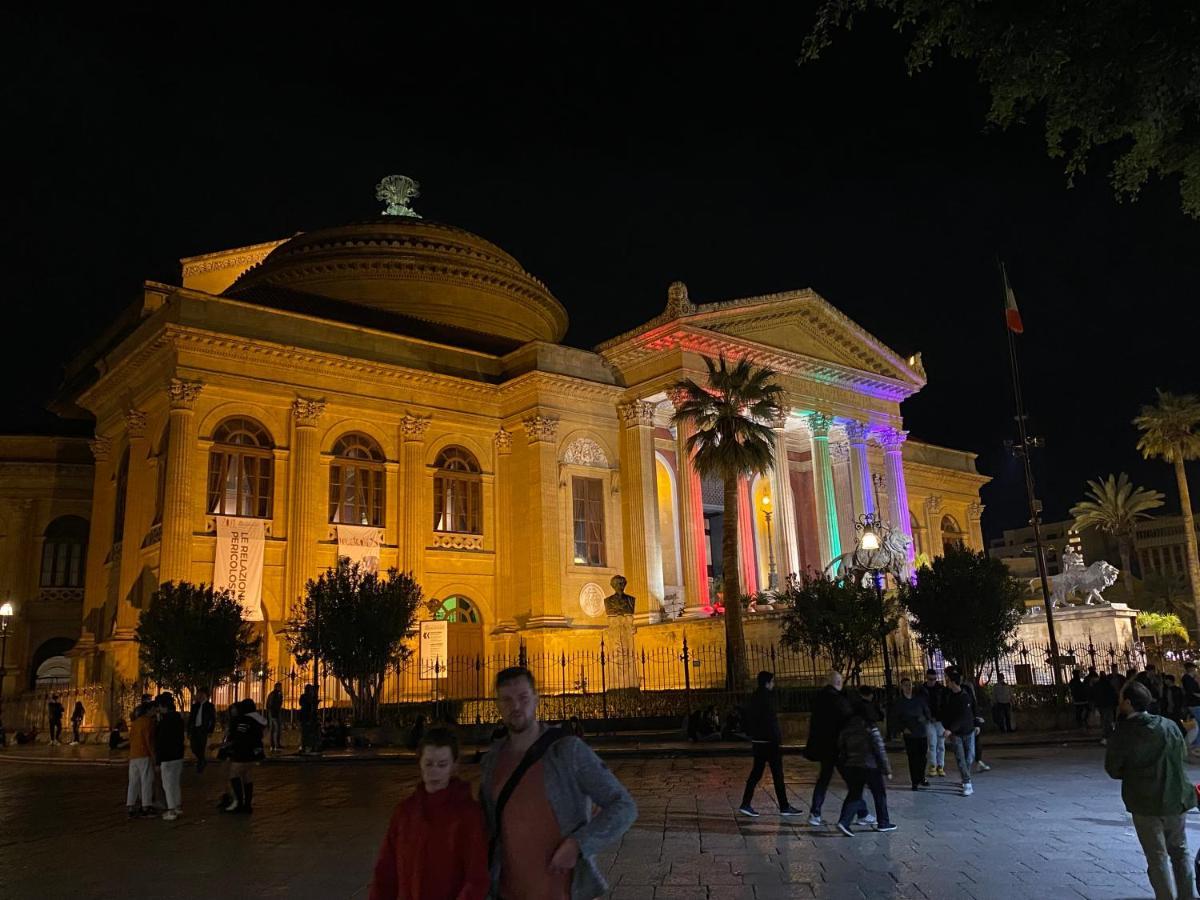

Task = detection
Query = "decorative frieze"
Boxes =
[167,378,203,410]
[522,415,559,443]
[431,532,484,552]
[617,400,656,427]
[561,437,609,468]
[292,397,326,428]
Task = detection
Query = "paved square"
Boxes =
[0,744,1190,899]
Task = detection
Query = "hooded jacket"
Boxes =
[369,777,489,900]
[228,707,267,762]
[836,701,891,774]
[1105,711,1196,816]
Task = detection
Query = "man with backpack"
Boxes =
[480,666,636,900]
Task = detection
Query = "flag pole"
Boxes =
[1001,262,1064,691]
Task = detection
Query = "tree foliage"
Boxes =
[778,571,901,680]
[1137,610,1191,644]
[897,545,1024,680]
[1070,472,1164,599]
[135,581,258,694]
[287,559,422,725]
[671,354,784,690]
[802,1,1200,218]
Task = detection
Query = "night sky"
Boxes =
[7,7,1198,540]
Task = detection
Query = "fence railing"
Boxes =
[5,634,1150,734]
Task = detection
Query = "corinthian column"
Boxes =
[878,428,915,575]
[82,437,114,648]
[493,427,517,632]
[617,400,664,623]
[845,421,876,519]
[736,476,759,595]
[967,501,985,551]
[769,412,800,581]
[284,398,325,618]
[400,414,430,586]
[522,414,563,625]
[159,379,203,584]
[806,412,842,568]
[669,390,709,613]
[116,408,152,636]
[924,494,945,559]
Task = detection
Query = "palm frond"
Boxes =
[1134,389,1200,464]
[1069,472,1164,535]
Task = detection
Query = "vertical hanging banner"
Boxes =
[336,524,384,575]
[214,516,265,621]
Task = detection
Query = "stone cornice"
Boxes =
[497,370,625,407]
[903,460,991,490]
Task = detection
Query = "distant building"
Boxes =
[1134,514,1200,591]
[989,519,1119,583]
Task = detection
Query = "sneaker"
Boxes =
[936,766,946,777]
[127,807,139,819]
[874,823,898,832]
[162,810,179,821]
[807,815,824,826]
[737,805,759,817]
[925,764,937,777]
[857,814,877,825]
[975,761,991,772]
[920,780,930,787]
[835,822,854,837]
[962,783,974,796]
[779,806,803,816]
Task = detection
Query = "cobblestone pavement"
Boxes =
[0,744,1191,899]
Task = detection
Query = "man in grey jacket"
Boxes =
[480,666,637,900]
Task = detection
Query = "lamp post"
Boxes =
[0,602,13,747]
[854,515,894,701]
[761,495,778,591]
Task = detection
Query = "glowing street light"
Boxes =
[0,601,13,747]
[761,495,778,590]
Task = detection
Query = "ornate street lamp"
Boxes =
[852,514,893,700]
[761,495,778,591]
[0,601,13,747]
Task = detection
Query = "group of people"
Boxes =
[44,694,86,745]
[369,666,637,900]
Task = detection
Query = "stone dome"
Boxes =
[228,217,568,344]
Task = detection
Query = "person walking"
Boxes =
[918,669,946,777]
[299,684,319,755]
[266,681,284,752]
[369,726,489,900]
[47,695,65,745]
[804,670,852,826]
[941,671,979,797]
[833,687,895,835]
[189,689,216,772]
[1069,670,1090,728]
[126,701,157,817]
[991,674,1013,733]
[890,677,930,791]
[220,699,266,814]
[69,700,85,745]
[1105,680,1197,900]
[1183,663,1200,748]
[155,693,186,820]
[1093,667,1121,745]
[738,670,803,817]
[480,666,636,900]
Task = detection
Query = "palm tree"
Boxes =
[1134,390,1200,630]
[671,355,783,690]
[1069,473,1164,600]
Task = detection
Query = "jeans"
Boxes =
[950,732,976,785]
[126,757,154,808]
[269,716,283,750]
[903,733,928,787]
[189,728,209,771]
[810,758,836,817]
[741,742,789,809]
[161,759,184,811]
[1132,812,1195,900]
[49,721,62,742]
[992,703,1012,733]
[836,766,891,828]
[925,721,945,767]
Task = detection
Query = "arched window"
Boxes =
[41,515,88,587]
[433,595,480,624]
[152,428,169,526]
[941,515,966,550]
[433,447,482,534]
[206,417,274,518]
[329,432,385,526]
[112,447,130,543]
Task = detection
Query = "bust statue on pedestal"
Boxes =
[604,575,636,617]
[602,575,638,689]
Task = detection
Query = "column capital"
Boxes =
[167,378,204,410]
[967,501,985,522]
[494,427,513,454]
[844,421,871,445]
[617,400,656,427]
[125,408,149,439]
[875,427,908,451]
[400,414,431,441]
[924,494,944,514]
[292,398,327,428]
[89,436,113,462]
[769,409,789,431]
[522,414,558,444]
[805,411,834,437]
[829,441,850,464]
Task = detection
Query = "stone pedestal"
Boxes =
[603,613,639,690]
[1016,603,1139,665]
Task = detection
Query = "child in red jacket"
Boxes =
[369,726,489,900]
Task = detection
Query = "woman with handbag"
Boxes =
[220,699,266,814]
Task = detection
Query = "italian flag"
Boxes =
[1003,264,1024,334]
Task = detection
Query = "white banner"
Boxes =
[214,516,265,621]
[336,524,384,575]
[419,619,448,680]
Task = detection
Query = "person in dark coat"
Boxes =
[738,671,802,817]
[941,671,979,796]
[70,701,86,745]
[188,689,216,772]
[299,684,319,754]
[265,682,284,752]
[1092,668,1120,745]
[155,692,186,820]
[220,699,266,814]
[917,669,946,776]
[47,695,65,745]
[834,687,894,835]
[890,677,931,790]
[805,670,852,826]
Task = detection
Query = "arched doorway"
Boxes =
[432,595,484,659]
[29,637,76,689]
[941,515,967,550]
[654,453,683,601]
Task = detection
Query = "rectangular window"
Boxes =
[572,476,606,567]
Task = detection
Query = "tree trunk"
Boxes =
[722,477,748,691]
[1174,458,1200,635]
[1118,536,1134,603]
